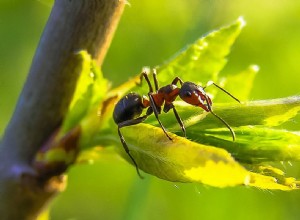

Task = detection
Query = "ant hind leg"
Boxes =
[117,115,149,179]
[117,128,144,178]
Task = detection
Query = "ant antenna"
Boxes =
[210,110,236,141]
[206,81,240,103]
[203,95,236,141]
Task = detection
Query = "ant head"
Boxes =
[179,82,212,111]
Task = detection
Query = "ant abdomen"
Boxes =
[113,92,145,124]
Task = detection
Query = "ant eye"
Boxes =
[185,91,192,97]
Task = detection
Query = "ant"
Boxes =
[113,69,240,178]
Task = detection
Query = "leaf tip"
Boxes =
[183,160,249,187]
[250,64,260,72]
[237,16,247,28]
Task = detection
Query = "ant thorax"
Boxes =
[157,84,180,104]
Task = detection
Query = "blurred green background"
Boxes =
[1,0,300,219]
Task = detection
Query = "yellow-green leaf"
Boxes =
[114,123,249,187]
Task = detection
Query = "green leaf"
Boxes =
[157,17,246,86]
[214,65,259,102]
[152,96,300,163]
[238,128,300,163]
[128,17,246,97]
[60,51,108,138]
[114,123,249,187]
[190,127,300,163]
[248,166,300,190]
[60,51,94,134]
[142,96,300,134]
[109,123,299,190]
[69,51,93,110]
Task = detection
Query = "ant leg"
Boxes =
[139,71,154,92]
[163,103,186,137]
[171,105,186,137]
[152,69,159,91]
[148,93,173,140]
[171,77,184,86]
[118,115,149,179]
[117,128,144,179]
[204,81,240,103]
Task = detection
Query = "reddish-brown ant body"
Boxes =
[113,70,240,178]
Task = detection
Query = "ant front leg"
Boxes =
[117,115,149,179]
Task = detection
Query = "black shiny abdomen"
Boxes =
[113,92,144,124]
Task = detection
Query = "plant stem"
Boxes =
[0,0,125,219]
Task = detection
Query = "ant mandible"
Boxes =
[113,69,240,178]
